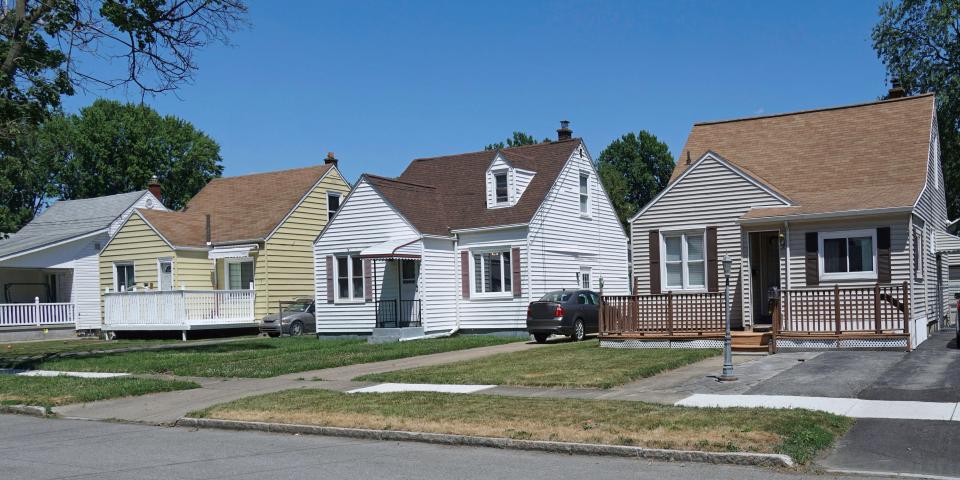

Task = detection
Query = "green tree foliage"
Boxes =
[37,99,223,211]
[595,131,675,229]
[873,0,960,217]
[485,131,550,150]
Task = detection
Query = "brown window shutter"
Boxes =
[706,226,719,292]
[363,259,373,301]
[511,247,522,297]
[877,227,891,283]
[460,251,470,300]
[325,256,334,303]
[648,230,661,294]
[805,232,819,286]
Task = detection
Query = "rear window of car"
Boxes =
[283,301,313,313]
[540,291,572,302]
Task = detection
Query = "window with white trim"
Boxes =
[662,231,706,290]
[327,192,341,221]
[114,262,135,291]
[579,172,590,216]
[819,229,877,281]
[335,254,364,301]
[472,250,512,295]
[225,258,254,290]
[580,266,591,289]
[913,227,924,279]
[494,172,509,204]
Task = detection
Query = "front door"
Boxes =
[749,231,781,326]
[398,260,419,326]
[158,259,173,291]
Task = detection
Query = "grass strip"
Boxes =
[358,340,718,388]
[36,335,521,378]
[193,389,852,464]
[0,375,199,408]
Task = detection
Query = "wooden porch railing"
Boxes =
[775,282,910,336]
[600,292,724,336]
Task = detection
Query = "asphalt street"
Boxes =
[0,414,867,480]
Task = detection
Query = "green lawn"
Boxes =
[358,340,718,388]
[35,336,521,378]
[1,338,190,365]
[0,375,199,409]
[192,389,852,464]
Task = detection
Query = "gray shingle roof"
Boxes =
[0,190,150,261]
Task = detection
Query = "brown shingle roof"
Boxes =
[139,164,334,247]
[672,94,935,220]
[365,139,582,236]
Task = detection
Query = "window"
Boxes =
[662,231,706,290]
[335,254,364,301]
[226,259,254,290]
[579,173,590,216]
[401,260,417,284]
[949,265,960,281]
[913,228,924,279]
[327,192,341,221]
[472,250,512,295]
[580,266,591,289]
[577,292,589,305]
[114,262,135,291]
[819,230,877,281]
[494,172,509,204]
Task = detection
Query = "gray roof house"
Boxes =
[0,187,166,332]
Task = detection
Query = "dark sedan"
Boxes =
[526,289,600,343]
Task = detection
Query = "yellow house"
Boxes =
[99,157,351,334]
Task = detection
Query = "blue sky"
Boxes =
[63,0,888,182]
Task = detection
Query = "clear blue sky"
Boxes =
[63,0,888,183]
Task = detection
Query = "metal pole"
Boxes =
[719,255,737,382]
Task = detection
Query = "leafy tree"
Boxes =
[485,131,550,150]
[595,131,675,229]
[873,0,960,217]
[35,99,223,211]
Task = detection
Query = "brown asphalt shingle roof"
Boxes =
[363,139,582,236]
[671,94,936,220]
[139,164,333,247]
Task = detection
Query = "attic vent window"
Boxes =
[495,172,509,203]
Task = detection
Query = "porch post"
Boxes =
[834,285,841,335]
[873,284,882,334]
[397,259,402,328]
[34,297,40,327]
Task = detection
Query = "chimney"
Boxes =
[686,150,691,165]
[886,77,906,99]
[205,214,211,245]
[325,152,338,167]
[148,176,162,202]
[557,120,573,141]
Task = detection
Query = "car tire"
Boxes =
[571,319,585,342]
[267,332,281,338]
[289,321,304,337]
[533,333,549,344]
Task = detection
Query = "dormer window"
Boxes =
[579,172,591,216]
[495,172,509,204]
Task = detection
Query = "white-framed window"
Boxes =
[327,192,341,221]
[661,231,706,291]
[913,227,924,280]
[113,262,135,292]
[157,258,173,291]
[819,229,877,281]
[494,172,509,204]
[335,254,364,302]
[580,266,591,289]
[471,249,512,297]
[579,172,591,216]
[224,258,254,290]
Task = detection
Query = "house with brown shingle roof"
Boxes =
[314,123,629,340]
[98,157,351,336]
[627,90,950,351]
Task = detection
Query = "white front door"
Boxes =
[158,259,173,291]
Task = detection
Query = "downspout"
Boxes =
[400,236,460,341]
[783,221,790,290]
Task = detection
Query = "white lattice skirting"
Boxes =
[600,338,723,349]
[775,337,909,351]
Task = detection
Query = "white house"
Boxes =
[0,185,166,335]
[314,123,630,339]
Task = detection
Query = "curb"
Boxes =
[176,417,794,468]
[0,404,50,417]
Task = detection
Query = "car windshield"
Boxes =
[540,291,573,302]
[283,302,312,313]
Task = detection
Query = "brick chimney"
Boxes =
[557,120,572,141]
[886,77,906,99]
[147,176,162,202]
[325,152,338,167]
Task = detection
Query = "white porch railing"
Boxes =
[0,298,75,327]
[104,289,256,330]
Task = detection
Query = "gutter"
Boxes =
[739,206,913,225]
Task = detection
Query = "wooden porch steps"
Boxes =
[732,332,771,353]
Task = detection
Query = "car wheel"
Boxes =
[289,321,304,337]
[267,332,281,338]
[533,333,549,344]
[571,319,585,342]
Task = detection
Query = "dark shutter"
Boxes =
[325,256,334,303]
[877,227,892,284]
[648,230,661,294]
[363,259,372,301]
[805,232,819,286]
[460,251,470,300]
[706,226,719,292]
[511,247,522,297]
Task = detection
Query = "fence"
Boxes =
[375,299,422,328]
[600,292,725,336]
[0,298,75,327]
[777,282,910,335]
[104,289,256,330]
